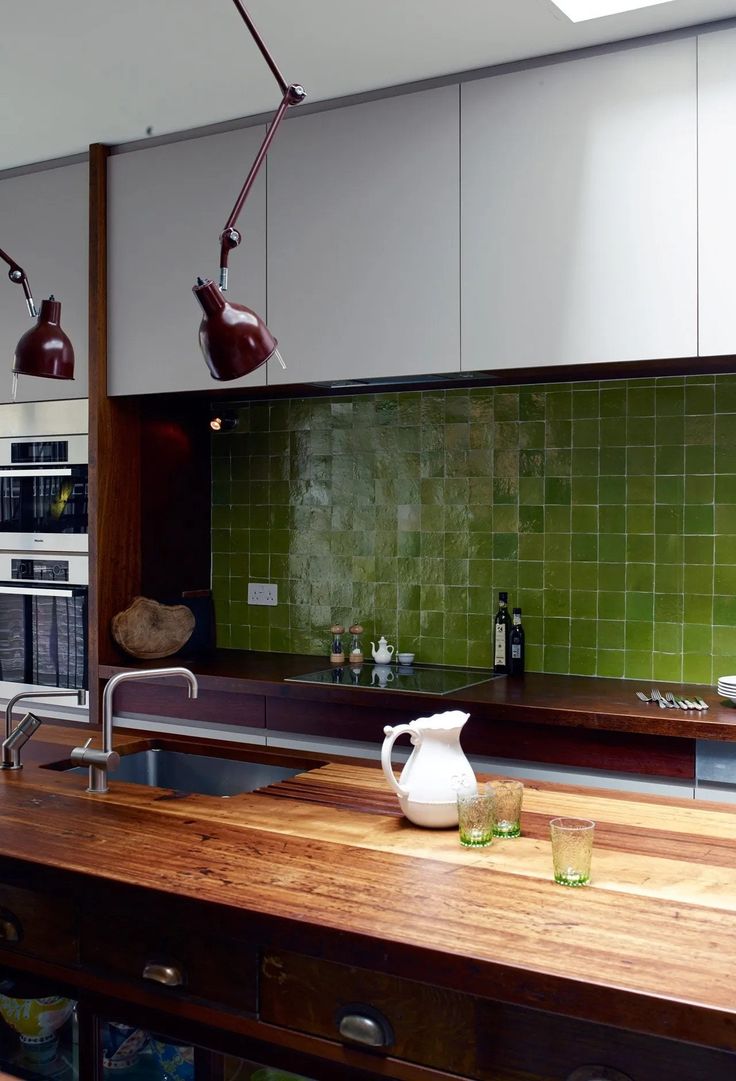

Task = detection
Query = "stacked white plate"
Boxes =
[717,675,736,701]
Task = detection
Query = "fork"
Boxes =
[650,688,670,709]
[635,691,653,704]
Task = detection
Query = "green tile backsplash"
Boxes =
[211,375,736,683]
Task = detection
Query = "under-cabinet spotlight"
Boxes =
[209,412,238,433]
[194,0,305,380]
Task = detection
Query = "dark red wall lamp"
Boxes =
[0,245,74,397]
[193,0,306,381]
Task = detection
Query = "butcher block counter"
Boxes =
[0,725,735,1080]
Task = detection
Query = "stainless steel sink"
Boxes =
[62,748,308,797]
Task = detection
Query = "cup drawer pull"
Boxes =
[142,962,184,988]
[0,914,21,943]
[336,1005,393,1050]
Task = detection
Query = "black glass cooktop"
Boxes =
[286,664,500,696]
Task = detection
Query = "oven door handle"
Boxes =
[0,468,73,478]
[0,585,77,597]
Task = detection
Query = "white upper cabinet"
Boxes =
[698,28,736,357]
[0,162,88,404]
[461,39,697,371]
[108,126,268,395]
[266,86,460,385]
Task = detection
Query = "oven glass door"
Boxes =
[0,467,88,539]
[0,583,87,689]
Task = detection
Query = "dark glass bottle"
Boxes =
[509,607,525,677]
[493,591,511,674]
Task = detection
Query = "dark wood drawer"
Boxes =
[81,900,258,1013]
[260,950,736,1081]
[0,884,78,967]
[113,680,265,728]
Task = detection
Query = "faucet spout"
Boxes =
[72,667,199,795]
[2,688,87,771]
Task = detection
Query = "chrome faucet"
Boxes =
[70,667,199,794]
[2,688,87,771]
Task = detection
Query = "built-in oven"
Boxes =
[0,433,88,552]
[0,552,88,694]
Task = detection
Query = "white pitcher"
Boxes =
[371,636,395,664]
[381,710,476,828]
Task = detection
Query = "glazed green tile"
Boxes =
[654,622,683,653]
[525,643,544,672]
[597,650,625,678]
[596,591,624,620]
[572,419,599,448]
[715,565,736,592]
[544,590,570,617]
[495,391,519,421]
[547,450,573,477]
[571,591,597,619]
[626,447,655,476]
[687,445,715,474]
[570,647,597,675]
[516,532,543,561]
[519,477,545,505]
[714,594,736,624]
[599,534,626,562]
[683,505,714,535]
[684,415,714,446]
[599,477,626,504]
[683,623,712,655]
[546,420,572,448]
[571,533,597,561]
[715,535,736,564]
[468,534,493,559]
[713,624,736,657]
[652,653,682,681]
[544,477,570,505]
[571,561,599,590]
[517,561,543,589]
[571,505,598,533]
[547,389,572,420]
[571,448,600,477]
[624,652,653,680]
[683,595,713,624]
[600,386,626,416]
[523,616,544,643]
[545,533,571,561]
[600,447,626,475]
[468,586,492,614]
[627,386,655,416]
[682,655,713,684]
[519,390,545,421]
[626,621,653,651]
[469,559,493,587]
[571,618,597,647]
[716,378,736,414]
[543,645,571,673]
[492,560,519,588]
[599,418,627,447]
[685,383,714,416]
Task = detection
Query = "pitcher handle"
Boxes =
[387,644,395,655]
[381,724,416,798]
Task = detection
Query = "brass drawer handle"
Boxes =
[0,914,21,944]
[142,962,184,988]
[336,1005,393,1050]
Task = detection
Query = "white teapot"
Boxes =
[371,636,395,664]
[381,710,476,828]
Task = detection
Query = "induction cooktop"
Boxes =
[285,664,500,696]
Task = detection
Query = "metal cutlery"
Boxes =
[637,688,709,711]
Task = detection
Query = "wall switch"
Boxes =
[248,582,278,606]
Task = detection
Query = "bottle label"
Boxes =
[512,644,521,659]
[494,624,506,664]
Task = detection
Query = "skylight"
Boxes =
[550,0,677,21]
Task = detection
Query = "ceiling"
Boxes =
[3,0,736,173]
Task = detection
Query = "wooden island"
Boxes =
[0,724,733,1080]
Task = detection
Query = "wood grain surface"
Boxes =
[4,728,736,1054]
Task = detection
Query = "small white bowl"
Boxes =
[397,652,415,665]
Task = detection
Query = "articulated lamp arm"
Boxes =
[218,0,306,289]
[0,246,36,317]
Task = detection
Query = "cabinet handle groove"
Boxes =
[566,1068,633,1081]
[142,962,184,987]
[0,914,21,943]
[336,1005,393,1049]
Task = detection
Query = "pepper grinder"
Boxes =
[348,624,364,664]
[330,624,345,664]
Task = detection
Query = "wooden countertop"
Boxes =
[101,649,736,741]
[5,725,736,1051]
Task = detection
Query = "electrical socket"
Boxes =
[247,582,278,607]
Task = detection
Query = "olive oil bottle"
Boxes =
[509,607,525,677]
[493,591,511,674]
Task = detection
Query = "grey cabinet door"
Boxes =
[266,85,460,385]
[0,162,88,404]
[461,38,697,371]
[108,125,268,395]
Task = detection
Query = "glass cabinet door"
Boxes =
[0,990,77,1080]
[100,1023,320,1081]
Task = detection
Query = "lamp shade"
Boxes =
[193,278,277,381]
[13,297,74,380]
